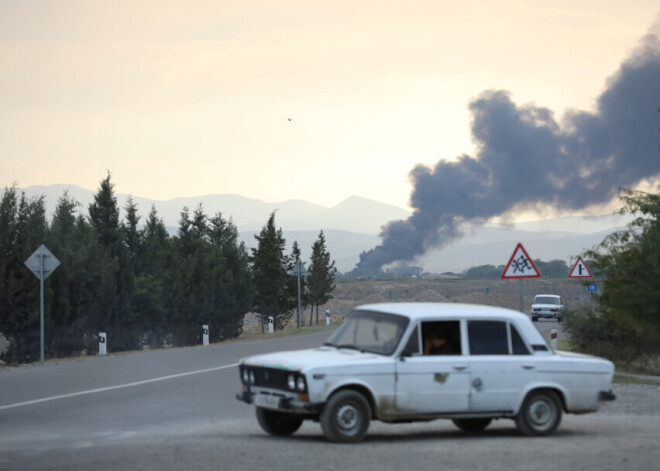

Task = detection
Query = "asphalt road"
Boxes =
[1,321,658,471]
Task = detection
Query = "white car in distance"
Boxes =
[531,294,564,322]
[237,303,615,443]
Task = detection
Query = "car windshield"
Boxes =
[324,309,409,356]
[534,296,560,305]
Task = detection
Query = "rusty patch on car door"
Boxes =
[434,373,449,383]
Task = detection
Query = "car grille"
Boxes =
[250,366,291,390]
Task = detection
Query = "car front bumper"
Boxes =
[531,311,561,318]
[236,388,323,414]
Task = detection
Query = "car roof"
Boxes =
[534,294,560,298]
[356,302,529,322]
[355,302,549,347]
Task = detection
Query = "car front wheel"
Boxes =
[515,390,562,436]
[256,407,303,436]
[320,390,371,443]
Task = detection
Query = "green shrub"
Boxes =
[563,306,659,363]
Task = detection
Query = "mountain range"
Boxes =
[13,184,631,274]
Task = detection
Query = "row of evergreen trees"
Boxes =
[0,175,336,364]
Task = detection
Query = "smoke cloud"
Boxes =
[354,25,660,275]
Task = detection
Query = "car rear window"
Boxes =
[468,321,508,355]
[467,321,530,355]
[534,296,560,305]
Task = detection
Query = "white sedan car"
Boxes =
[237,303,615,443]
[530,294,564,322]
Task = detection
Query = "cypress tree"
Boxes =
[208,212,253,340]
[307,230,337,325]
[0,186,48,363]
[135,204,170,347]
[87,174,137,351]
[251,212,296,331]
[47,191,89,356]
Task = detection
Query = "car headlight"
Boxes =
[286,374,307,392]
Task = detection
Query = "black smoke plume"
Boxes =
[354,25,660,276]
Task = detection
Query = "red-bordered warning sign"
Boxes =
[501,243,541,279]
[569,257,592,278]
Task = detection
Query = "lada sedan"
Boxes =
[236,303,615,443]
[530,295,564,322]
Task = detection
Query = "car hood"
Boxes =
[240,346,384,372]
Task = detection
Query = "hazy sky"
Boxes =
[1,0,657,211]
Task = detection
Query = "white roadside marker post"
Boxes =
[99,332,107,355]
[325,309,330,326]
[268,316,274,334]
[202,325,209,346]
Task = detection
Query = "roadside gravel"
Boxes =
[601,383,660,415]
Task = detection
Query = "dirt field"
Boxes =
[243,277,592,334]
[322,277,586,318]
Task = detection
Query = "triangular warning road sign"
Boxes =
[501,243,541,279]
[569,257,592,278]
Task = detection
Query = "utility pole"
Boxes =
[289,258,307,328]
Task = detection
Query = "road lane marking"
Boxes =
[0,363,238,411]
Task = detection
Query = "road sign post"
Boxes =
[24,245,60,362]
[501,243,541,313]
[569,257,593,304]
[288,258,307,328]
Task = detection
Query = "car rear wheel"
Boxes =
[320,390,371,443]
[256,407,303,436]
[452,418,492,432]
[515,390,562,436]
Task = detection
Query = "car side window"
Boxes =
[510,324,530,355]
[401,325,420,356]
[421,321,461,355]
[468,321,508,355]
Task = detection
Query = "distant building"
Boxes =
[387,265,423,279]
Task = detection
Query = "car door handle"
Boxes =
[452,364,468,371]
[522,365,535,370]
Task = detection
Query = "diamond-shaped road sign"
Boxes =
[569,257,593,278]
[25,244,60,280]
[501,243,541,279]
